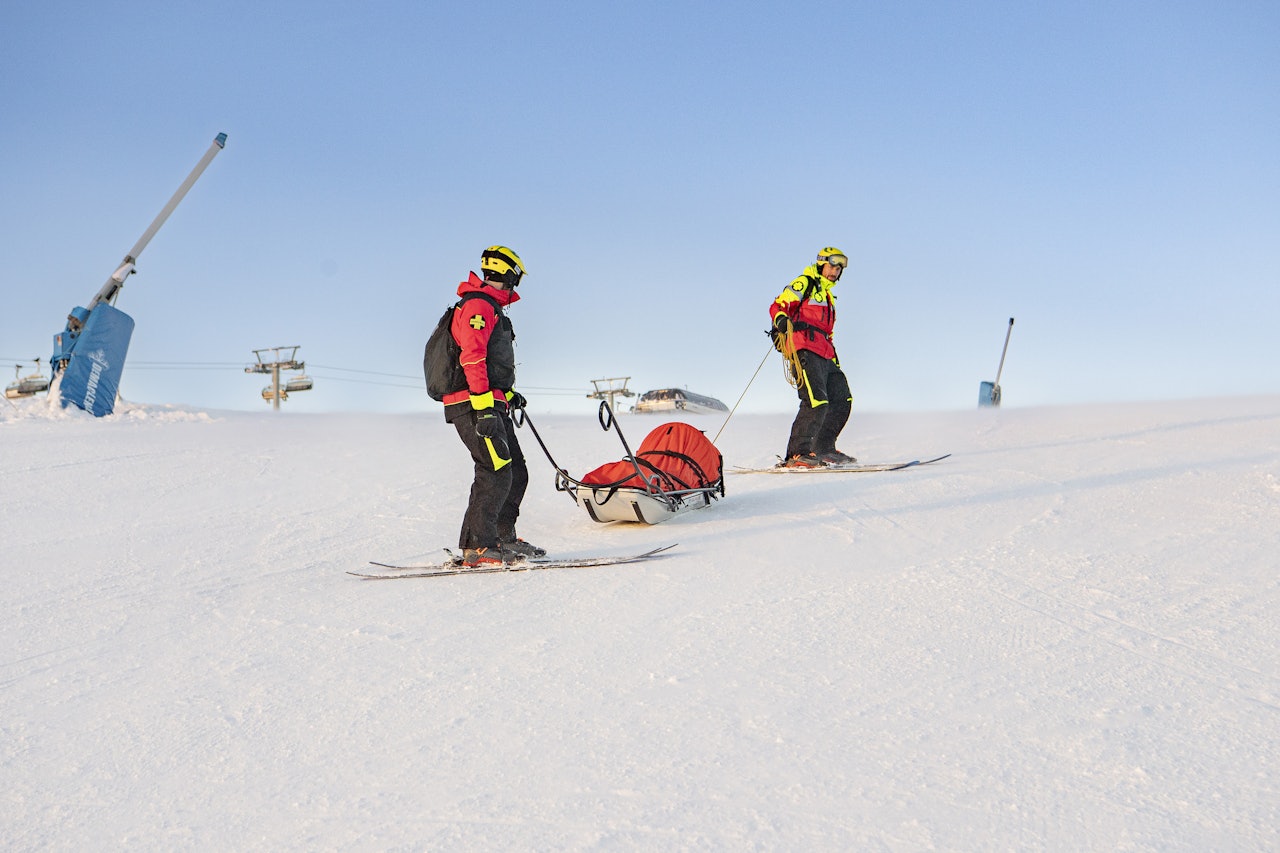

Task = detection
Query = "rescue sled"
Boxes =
[516,401,725,525]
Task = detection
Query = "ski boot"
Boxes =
[460,545,527,567]
[779,453,826,469]
[500,538,547,559]
[498,525,547,559]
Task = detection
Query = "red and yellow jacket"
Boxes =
[769,264,839,360]
[442,272,519,409]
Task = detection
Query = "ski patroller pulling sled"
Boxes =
[516,401,725,524]
[354,404,712,577]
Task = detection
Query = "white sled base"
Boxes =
[572,485,719,524]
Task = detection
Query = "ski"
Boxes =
[731,453,951,474]
[351,543,678,579]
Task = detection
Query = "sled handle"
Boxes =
[597,400,663,495]
[512,407,584,501]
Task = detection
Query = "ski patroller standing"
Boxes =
[769,247,856,468]
[440,246,545,566]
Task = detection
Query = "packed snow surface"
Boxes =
[3,394,1278,850]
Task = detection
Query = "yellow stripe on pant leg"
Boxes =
[485,437,511,471]
[800,364,829,409]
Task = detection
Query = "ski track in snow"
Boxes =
[2,395,1279,850]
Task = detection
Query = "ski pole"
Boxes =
[713,341,774,444]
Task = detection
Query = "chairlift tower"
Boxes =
[246,346,312,410]
[587,376,635,413]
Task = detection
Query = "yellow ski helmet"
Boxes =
[481,245,527,287]
[817,247,848,269]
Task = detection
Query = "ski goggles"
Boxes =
[819,253,848,268]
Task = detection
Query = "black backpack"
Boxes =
[423,293,502,401]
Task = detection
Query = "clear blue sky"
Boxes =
[3,0,1277,415]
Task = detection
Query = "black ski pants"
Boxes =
[785,350,852,458]
[447,405,528,549]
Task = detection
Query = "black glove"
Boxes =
[506,390,528,410]
[475,410,503,438]
[773,313,792,333]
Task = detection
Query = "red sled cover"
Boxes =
[580,422,723,494]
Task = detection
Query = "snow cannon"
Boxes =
[979,317,1014,408]
[50,132,228,416]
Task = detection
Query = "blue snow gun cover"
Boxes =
[59,304,135,417]
[978,380,1001,407]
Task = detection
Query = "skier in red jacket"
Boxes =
[442,246,544,566]
[769,247,856,468]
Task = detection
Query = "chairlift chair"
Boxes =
[5,361,52,399]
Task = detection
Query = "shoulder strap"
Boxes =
[799,273,820,305]
[787,274,823,334]
[455,292,503,315]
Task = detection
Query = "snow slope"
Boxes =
[3,395,1278,850]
